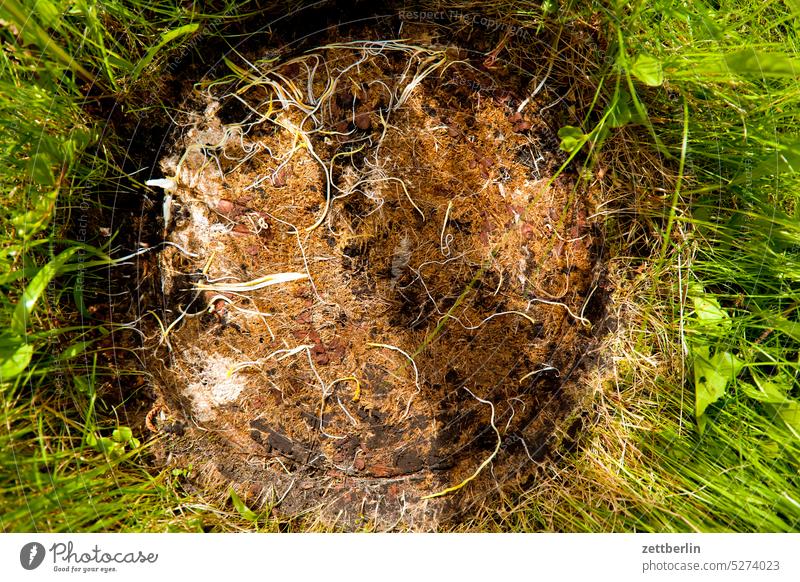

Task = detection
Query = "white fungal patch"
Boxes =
[183,351,246,422]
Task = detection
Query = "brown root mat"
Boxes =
[146,31,609,530]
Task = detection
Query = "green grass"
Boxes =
[497,0,800,532]
[0,0,267,532]
[2,0,800,532]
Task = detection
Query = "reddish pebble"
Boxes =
[513,120,532,133]
[468,158,478,169]
[354,458,366,471]
[447,125,460,138]
[217,199,234,214]
[508,111,523,123]
[355,112,371,130]
[272,167,288,187]
[232,223,251,235]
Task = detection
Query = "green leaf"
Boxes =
[95,436,116,454]
[11,189,58,240]
[32,0,61,29]
[693,295,728,323]
[630,54,664,87]
[27,154,55,186]
[229,487,259,522]
[557,126,586,153]
[58,339,94,361]
[742,374,792,404]
[541,0,557,14]
[73,374,95,395]
[130,23,200,81]
[742,374,800,437]
[112,426,133,443]
[688,283,731,333]
[773,402,800,436]
[694,346,743,431]
[0,334,33,380]
[607,90,632,128]
[11,247,80,334]
[758,311,800,343]
[724,49,800,78]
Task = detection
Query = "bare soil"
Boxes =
[145,27,609,530]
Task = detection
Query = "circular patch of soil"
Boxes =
[147,35,608,529]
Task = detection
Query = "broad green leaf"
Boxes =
[33,0,60,29]
[11,189,58,239]
[694,346,743,431]
[58,339,94,361]
[112,426,133,443]
[73,374,95,395]
[95,436,116,454]
[130,23,200,81]
[11,247,81,334]
[229,487,259,521]
[688,284,730,332]
[743,374,800,437]
[773,402,800,436]
[630,54,664,87]
[557,126,586,153]
[27,154,55,186]
[0,334,33,380]
[62,127,94,162]
[590,124,611,145]
[759,311,800,343]
[607,90,632,128]
[725,49,800,78]
[742,374,793,403]
[693,295,728,323]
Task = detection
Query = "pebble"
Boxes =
[355,111,371,130]
[217,199,234,214]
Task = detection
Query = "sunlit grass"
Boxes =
[1,0,800,532]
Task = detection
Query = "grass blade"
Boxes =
[129,23,200,81]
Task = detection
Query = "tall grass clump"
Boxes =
[0,0,273,531]
[485,0,800,532]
